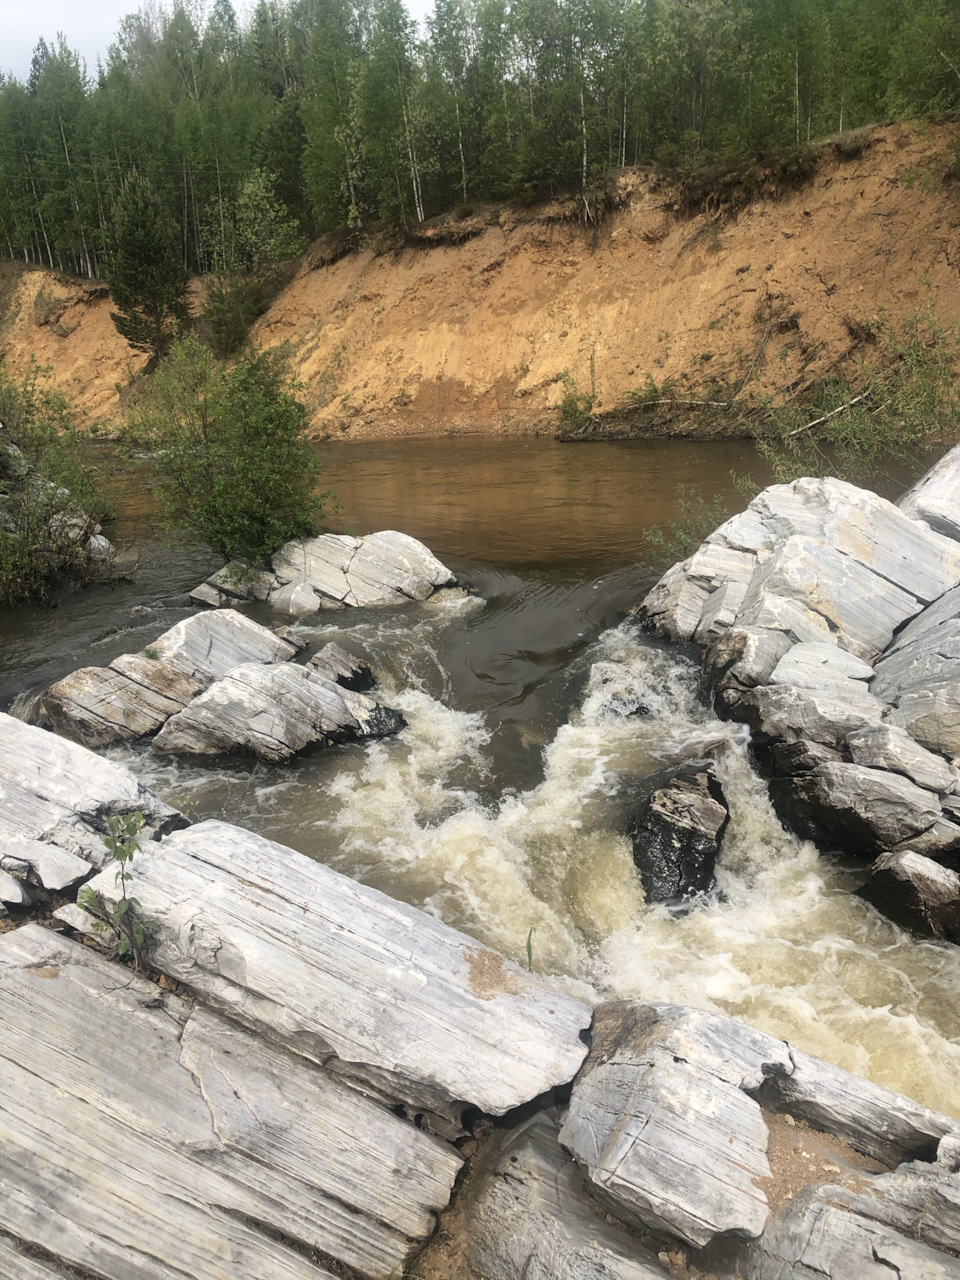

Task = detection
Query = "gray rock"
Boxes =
[309,640,375,692]
[153,662,404,761]
[767,1046,959,1166]
[833,1155,960,1254]
[890,817,960,863]
[770,761,942,857]
[560,1002,792,1249]
[464,1113,671,1280]
[736,683,886,748]
[267,580,324,616]
[769,641,874,691]
[84,533,114,559]
[871,625,960,702]
[0,868,30,905]
[0,836,91,891]
[735,590,836,645]
[0,924,462,1280]
[0,1237,72,1279]
[188,581,225,607]
[695,579,749,644]
[625,761,729,901]
[272,529,456,609]
[884,582,960,655]
[642,558,711,641]
[858,850,960,943]
[75,819,593,1127]
[727,1185,960,1280]
[900,441,960,541]
[737,535,921,661]
[847,724,957,794]
[31,612,301,750]
[706,625,793,692]
[0,712,182,867]
[888,688,960,759]
[207,560,278,601]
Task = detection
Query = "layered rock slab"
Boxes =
[559,1001,960,1251]
[32,611,299,748]
[73,819,592,1127]
[0,712,181,867]
[0,924,461,1280]
[271,529,457,610]
[464,1113,671,1280]
[153,661,404,761]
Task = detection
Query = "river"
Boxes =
[3,435,959,1117]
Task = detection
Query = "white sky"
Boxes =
[1,0,434,83]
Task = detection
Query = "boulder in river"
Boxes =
[32,610,299,749]
[153,661,404,761]
[625,760,729,902]
[858,849,960,942]
[189,529,458,615]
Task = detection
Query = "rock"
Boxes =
[641,558,710,642]
[735,683,886,749]
[846,724,957,794]
[900,441,960,541]
[770,762,942,857]
[75,819,592,1127]
[188,581,225,607]
[268,580,324,616]
[768,1046,958,1166]
[768,641,874,691]
[560,1001,793,1248]
[725,1184,960,1280]
[309,640,375,692]
[208,560,278,601]
[888,688,960,759]
[736,590,836,645]
[890,818,960,864]
[0,869,30,905]
[770,738,843,776]
[625,761,729,901]
[830,1154,960,1254]
[0,924,462,1280]
[695,579,749,644]
[0,1237,71,1278]
[871,625,960,702]
[858,850,960,942]
[738,536,921,661]
[0,712,182,867]
[31,612,301,749]
[272,529,456,609]
[0,836,91,891]
[153,662,404,761]
[84,533,114,559]
[34,664,188,748]
[705,625,793,692]
[464,1113,671,1280]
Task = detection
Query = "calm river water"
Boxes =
[3,436,959,1117]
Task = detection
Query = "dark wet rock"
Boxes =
[308,640,375,692]
[858,849,960,942]
[770,738,843,776]
[625,761,729,902]
[153,661,404,761]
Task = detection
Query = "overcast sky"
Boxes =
[1,0,434,82]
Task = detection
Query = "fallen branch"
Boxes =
[788,392,868,437]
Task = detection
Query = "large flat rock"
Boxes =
[901,441,960,541]
[0,712,182,866]
[464,1113,671,1280]
[0,924,461,1280]
[76,819,592,1125]
[153,661,404,760]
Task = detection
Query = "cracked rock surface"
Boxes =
[0,924,461,1280]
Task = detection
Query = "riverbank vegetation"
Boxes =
[0,363,110,604]
[125,334,326,564]
[1,0,958,280]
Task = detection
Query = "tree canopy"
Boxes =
[1,0,958,278]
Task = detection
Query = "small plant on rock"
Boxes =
[78,812,159,971]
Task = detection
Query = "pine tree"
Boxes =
[106,171,187,358]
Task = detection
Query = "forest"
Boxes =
[1,0,959,281]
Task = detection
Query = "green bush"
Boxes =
[0,362,108,605]
[126,334,327,564]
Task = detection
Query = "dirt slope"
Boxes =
[2,121,959,439]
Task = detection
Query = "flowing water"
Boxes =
[3,436,960,1116]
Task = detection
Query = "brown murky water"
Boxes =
[3,436,959,1117]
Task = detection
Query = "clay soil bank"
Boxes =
[2,121,959,442]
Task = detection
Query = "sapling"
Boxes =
[78,811,159,972]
